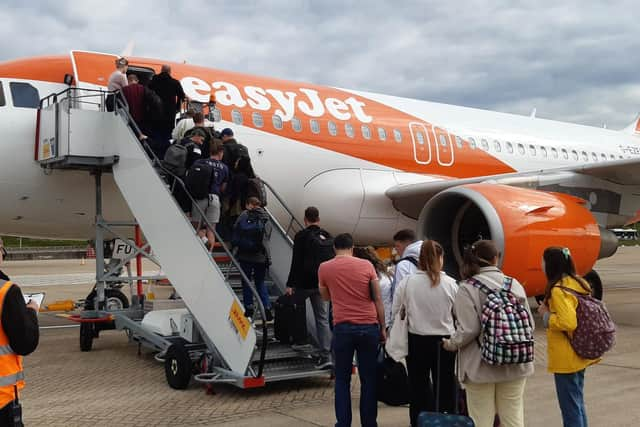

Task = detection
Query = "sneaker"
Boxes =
[314,356,333,370]
[291,343,314,352]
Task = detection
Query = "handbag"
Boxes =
[376,346,409,406]
[386,284,409,361]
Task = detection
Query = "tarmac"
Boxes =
[5,246,640,426]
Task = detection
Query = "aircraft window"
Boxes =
[581,151,588,161]
[345,123,355,138]
[517,143,525,155]
[439,134,448,147]
[600,153,607,161]
[292,117,302,132]
[551,147,558,158]
[619,155,624,159]
[10,82,39,109]
[493,140,501,152]
[393,129,402,143]
[378,127,387,141]
[529,144,536,156]
[231,109,243,125]
[0,82,5,107]
[571,150,579,160]
[506,141,514,153]
[455,136,463,148]
[415,131,426,145]
[591,152,598,162]
[252,112,264,128]
[310,119,320,134]
[540,146,548,158]
[609,154,616,160]
[481,139,489,151]
[468,137,477,149]
[212,108,222,122]
[272,114,283,130]
[328,120,338,136]
[361,125,372,140]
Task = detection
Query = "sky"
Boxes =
[2,0,640,129]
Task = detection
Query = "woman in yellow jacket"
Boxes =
[538,247,600,427]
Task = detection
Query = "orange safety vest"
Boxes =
[0,280,25,408]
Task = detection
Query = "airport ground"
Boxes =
[5,246,640,426]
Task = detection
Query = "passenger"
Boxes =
[189,142,229,251]
[171,127,208,214]
[318,233,386,427]
[353,246,393,330]
[391,240,458,426]
[443,240,534,427]
[172,111,215,142]
[285,207,333,369]
[121,73,159,138]
[232,197,272,320]
[537,247,599,427]
[106,57,128,111]
[220,128,249,171]
[392,229,422,294]
[0,238,39,426]
[227,156,256,219]
[148,64,186,149]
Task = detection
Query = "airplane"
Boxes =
[1,50,639,299]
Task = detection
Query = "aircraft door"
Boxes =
[433,127,455,166]
[409,122,432,164]
[70,50,120,110]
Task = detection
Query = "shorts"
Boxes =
[192,194,220,225]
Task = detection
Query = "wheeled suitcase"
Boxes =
[418,344,475,427]
[273,294,307,344]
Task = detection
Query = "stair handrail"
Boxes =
[38,87,269,378]
[260,180,304,240]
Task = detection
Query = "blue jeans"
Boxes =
[333,322,379,427]
[239,261,271,310]
[554,370,588,427]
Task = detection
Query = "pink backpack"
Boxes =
[558,286,616,359]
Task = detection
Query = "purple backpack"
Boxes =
[558,286,616,359]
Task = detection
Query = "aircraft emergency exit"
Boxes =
[1,50,639,297]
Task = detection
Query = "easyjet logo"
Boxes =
[181,77,373,123]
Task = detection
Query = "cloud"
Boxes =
[1,0,640,128]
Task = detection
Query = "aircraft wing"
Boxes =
[386,158,640,219]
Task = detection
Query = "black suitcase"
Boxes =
[274,294,307,344]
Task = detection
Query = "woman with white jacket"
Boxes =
[391,240,458,427]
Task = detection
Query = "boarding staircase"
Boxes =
[35,87,328,388]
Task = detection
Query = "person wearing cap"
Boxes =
[0,238,39,425]
[106,57,129,112]
[221,128,249,170]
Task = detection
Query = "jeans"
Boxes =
[333,322,379,427]
[554,370,588,427]
[407,333,456,426]
[295,288,332,358]
[240,261,271,310]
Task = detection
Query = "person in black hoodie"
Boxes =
[220,128,249,171]
[0,238,39,426]
[149,64,186,147]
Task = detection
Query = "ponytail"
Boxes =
[418,240,443,286]
[460,240,499,279]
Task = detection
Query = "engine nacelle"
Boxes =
[418,184,616,296]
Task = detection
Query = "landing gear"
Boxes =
[80,323,95,352]
[584,270,603,300]
[164,342,193,390]
[84,288,130,311]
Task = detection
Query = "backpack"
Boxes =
[557,286,616,359]
[163,142,193,176]
[469,276,535,365]
[232,210,267,253]
[247,176,268,207]
[224,142,249,166]
[398,256,418,267]
[302,228,335,275]
[185,160,213,200]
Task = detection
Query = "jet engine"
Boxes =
[418,184,618,296]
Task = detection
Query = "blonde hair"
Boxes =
[418,240,443,286]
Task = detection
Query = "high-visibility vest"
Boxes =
[0,280,24,408]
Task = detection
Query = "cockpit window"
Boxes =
[10,82,39,108]
[0,82,5,107]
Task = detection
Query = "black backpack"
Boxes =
[185,160,213,200]
[163,142,193,176]
[232,210,267,253]
[303,228,335,275]
[224,142,249,167]
[247,176,268,207]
